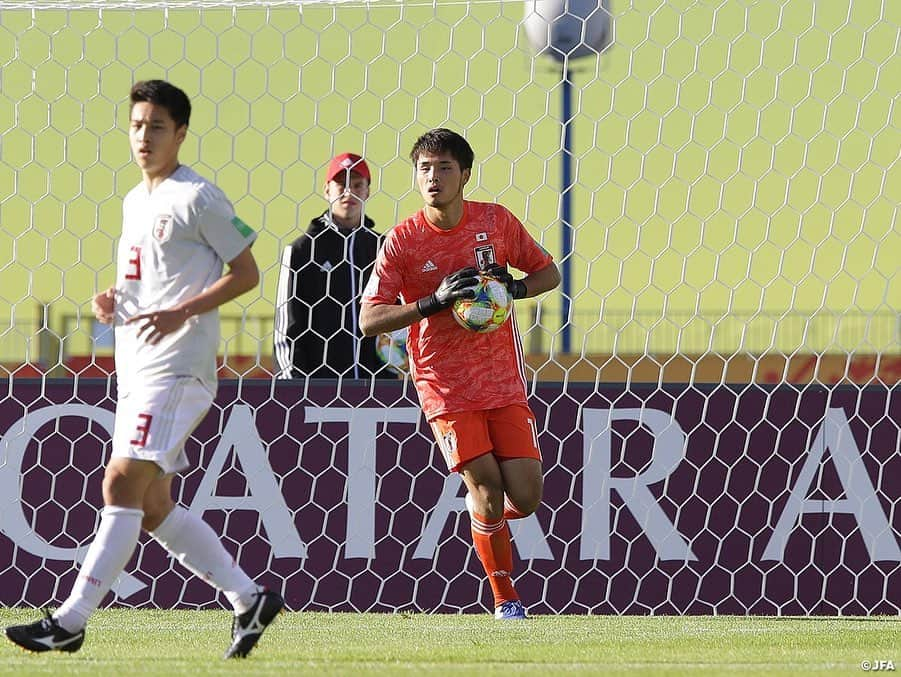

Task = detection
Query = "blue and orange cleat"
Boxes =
[494,600,528,620]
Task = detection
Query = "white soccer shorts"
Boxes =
[111,377,215,475]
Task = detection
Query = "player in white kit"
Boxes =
[5,80,283,659]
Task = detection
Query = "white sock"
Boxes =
[54,505,144,633]
[150,505,259,614]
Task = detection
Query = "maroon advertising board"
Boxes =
[0,379,898,615]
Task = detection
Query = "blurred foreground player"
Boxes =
[5,80,282,659]
[360,128,560,619]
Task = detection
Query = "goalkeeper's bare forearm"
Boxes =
[507,261,561,299]
[359,301,424,337]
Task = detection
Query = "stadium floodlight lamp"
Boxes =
[523,0,613,354]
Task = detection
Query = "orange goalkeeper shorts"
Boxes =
[429,403,542,473]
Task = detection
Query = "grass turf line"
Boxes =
[0,608,897,676]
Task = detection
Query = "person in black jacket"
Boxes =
[274,153,396,379]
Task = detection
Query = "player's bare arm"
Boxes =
[92,287,116,324]
[515,261,561,298]
[482,261,561,301]
[359,301,422,337]
[128,245,259,345]
[360,266,481,336]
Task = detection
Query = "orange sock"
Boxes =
[470,511,517,608]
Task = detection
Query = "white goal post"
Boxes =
[0,0,897,616]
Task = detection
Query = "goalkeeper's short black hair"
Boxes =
[130,80,191,129]
[410,128,474,171]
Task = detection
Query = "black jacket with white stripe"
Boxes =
[274,212,394,379]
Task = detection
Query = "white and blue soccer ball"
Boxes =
[452,273,513,333]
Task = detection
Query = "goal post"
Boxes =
[0,0,897,615]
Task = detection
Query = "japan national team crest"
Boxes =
[474,244,496,269]
[153,214,173,243]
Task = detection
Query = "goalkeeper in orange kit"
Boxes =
[359,128,560,618]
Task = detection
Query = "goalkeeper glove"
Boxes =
[482,263,527,300]
[416,267,480,317]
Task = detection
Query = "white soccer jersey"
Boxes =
[114,165,257,395]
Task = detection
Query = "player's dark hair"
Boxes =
[410,128,474,171]
[130,80,191,128]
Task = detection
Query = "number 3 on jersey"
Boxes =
[125,245,142,280]
[130,412,152,447]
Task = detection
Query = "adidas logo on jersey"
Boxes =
[421,260,438,272]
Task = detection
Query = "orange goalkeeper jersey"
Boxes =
[363,200,554,419]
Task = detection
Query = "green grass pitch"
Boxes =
[1,607,897,676]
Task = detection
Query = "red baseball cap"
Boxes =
[326,152,371,183]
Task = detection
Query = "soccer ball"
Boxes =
[375,328,409,374]
[451,274,513,333]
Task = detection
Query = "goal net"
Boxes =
[0,0,897,616]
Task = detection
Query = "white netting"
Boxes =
[0,1,897,615]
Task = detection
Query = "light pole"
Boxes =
[524,0,611,354]
[560,69,574,352]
